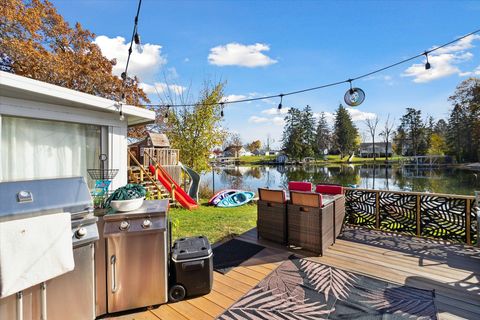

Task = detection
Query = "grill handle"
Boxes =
[16,292,23,320]
[110,255,118,293]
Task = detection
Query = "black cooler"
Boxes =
[169,236,213,302]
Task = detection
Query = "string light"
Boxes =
[164,105,170,123]
[278,94,283,111]
[424,51,431,70]
[138,27,479,111]
[118,0,142,114]
[220,103,224,117]
[134,32,143,54]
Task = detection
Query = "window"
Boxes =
[0,116,101,185]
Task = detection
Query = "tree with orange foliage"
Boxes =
[0,0,149,106]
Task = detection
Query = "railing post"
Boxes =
[416,195,421,237]
[466,198,471,246]
[375,191,380,229]
[476,191,479,247]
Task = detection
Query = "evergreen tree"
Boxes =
[301,105,317,158]
[396,108,426,156]
[333,104,358,159]
[315,112,331,156]
[447,78,480,162]
[282,108,304,160]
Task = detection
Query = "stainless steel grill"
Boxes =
[95,200,169,315]
[0,177,98,320]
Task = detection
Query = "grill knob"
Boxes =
[119,221,130,231]
[75,227,87,239]
[142,219,152,229]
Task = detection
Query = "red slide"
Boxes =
[149,165,198,210]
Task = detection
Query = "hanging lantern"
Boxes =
[344,80,365,107]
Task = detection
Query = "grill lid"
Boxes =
[0,177,92,221]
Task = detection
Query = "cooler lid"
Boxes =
[172,236,212,260]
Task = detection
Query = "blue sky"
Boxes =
[52,0,480,148]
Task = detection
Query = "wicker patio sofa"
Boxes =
[288,181,312,192]
[315,184,346,242]
[257,188,288,244]
[287,191,335,255]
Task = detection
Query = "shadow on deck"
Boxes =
[109,225,480,320]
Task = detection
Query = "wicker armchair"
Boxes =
[257,188,287,244]
[315,185,346,242]
[287,191,334,255]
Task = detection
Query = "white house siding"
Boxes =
[0,72,154,190]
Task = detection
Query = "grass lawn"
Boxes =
[322,155,403,163]
[238,155,276,164]
[169,200,257,244]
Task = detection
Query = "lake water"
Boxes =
[201,164,480,196]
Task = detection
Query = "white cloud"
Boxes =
[184,57,190,63]
[313,111,336,125]
[140,82,186,95]
[248,116,270,123]
[272,116,285,126]
[346,108,377,121]
[208,43,277,67]
[248,115,285,126]
[402,35,480,83]
[220,94,247,103]
[94,35,166,82]
[261,107,290,115]
[362,74,395,86]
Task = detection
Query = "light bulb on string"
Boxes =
[220,103,224,117]
[116,102,125,121]
[424,51,431,70]
[277,94,283,113]
[163,105,170,124]
[134,32,143,54]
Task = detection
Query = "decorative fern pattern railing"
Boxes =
[345,188,478,245]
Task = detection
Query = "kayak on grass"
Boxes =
[216,191,255,208]
[208,189,238,206]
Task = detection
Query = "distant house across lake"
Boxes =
[359,142,393,158]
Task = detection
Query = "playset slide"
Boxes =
[148,165,198,210]
[179,162,201,202]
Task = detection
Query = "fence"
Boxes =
[143,148,179,167]
[345,188,478,246]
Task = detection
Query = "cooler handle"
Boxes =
[182,260,204,271]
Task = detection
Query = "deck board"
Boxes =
[105,225,480,320]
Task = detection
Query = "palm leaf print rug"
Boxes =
[217,257,437,319]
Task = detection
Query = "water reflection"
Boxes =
[204,165,479,196]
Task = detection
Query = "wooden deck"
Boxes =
[106,226,480,320]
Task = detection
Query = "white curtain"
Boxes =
[1,116,100,182]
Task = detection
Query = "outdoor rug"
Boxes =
[217,257,438,319]
[213,239,265,274]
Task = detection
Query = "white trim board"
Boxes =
[0,96,125,127]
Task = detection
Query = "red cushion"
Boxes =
[315,184,343,195]
[288,181,312,192]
